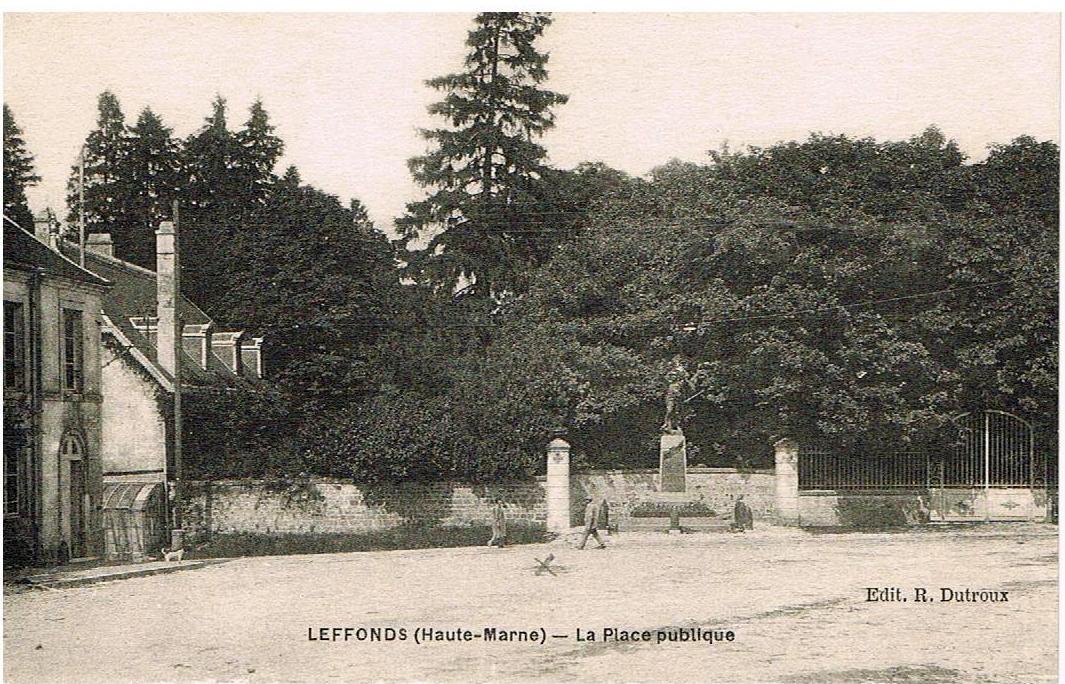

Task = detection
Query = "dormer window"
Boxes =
[182,323,213,370]
[240,337,264,379]
[210,331,245,375]
[129,316,158,349]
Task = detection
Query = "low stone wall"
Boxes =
[178,468,781,540]
[798,490,928,527]
[179,479,548,541]
[573,468,776,528]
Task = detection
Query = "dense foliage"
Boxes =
[49,14,1057,483]
[365,128,1056,474]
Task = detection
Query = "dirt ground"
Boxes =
[3,523,1057,683]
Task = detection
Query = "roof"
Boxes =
[102,481,164,512]
[58,240,250,391]
[3,221,111,288]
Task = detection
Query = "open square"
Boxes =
[4,524,1056,683]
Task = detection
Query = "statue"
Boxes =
[661,356,691,433]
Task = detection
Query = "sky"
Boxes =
[3,12,1060,233]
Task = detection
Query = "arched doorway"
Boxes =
[62,434,90,558]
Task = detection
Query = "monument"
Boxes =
[659,357,690,493]
[629,357,718,532]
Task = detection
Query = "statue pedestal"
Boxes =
[660,431,687,493]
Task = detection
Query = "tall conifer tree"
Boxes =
[3,104,40,230]
[184,96,243,222]
[66,91,134,243]
[124,107,183,267]
[235,99,284,206]
[397,12,568,297]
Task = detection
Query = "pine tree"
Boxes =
[397,12,568,298]
[234,99,284,206]
[3,104,40,230]
[181,97,286,312]
[181,96,245,311]
[124,107,183,268]
[183,95,243,222]
[66,91,134,244]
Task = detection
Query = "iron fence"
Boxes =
[799,449,930,490]
[798,410,1043,491]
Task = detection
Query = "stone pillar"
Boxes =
[774,438,800,525]
[660,431,687,492]
[546,438,571,533]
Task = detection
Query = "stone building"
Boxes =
[4,216,111,566]
[59,226,264,560]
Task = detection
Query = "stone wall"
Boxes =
[798,490,928,527]
[572,468,777,528]
[179,479,548,540]
[179,468,779,540]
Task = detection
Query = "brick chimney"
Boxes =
[155,221,179,375]
[33,209,56,248]
[86,233,113,258]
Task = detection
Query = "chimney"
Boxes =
[86,233,113,258]
[33,209,56,247]
[155,221,179,375]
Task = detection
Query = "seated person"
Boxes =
[731,495,754,532]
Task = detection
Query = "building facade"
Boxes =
[4,217,111,565]
[61,225,264,560]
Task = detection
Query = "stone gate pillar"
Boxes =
[546,437,571,533]
[774,438,800,525]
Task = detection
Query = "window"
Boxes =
[4,301,25,390]
[3,436,21,517]
[62,308,84,392]
[61,434,84,460]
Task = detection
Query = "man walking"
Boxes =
[578,496,607,550]
[488,496,507,548]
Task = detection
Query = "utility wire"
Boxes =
[680,275,1054,328]
[305,275,1053,330]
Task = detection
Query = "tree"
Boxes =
[3,104,40,230]
[183,95,244,222]
[66,91,135,244]
[124,107,183,268]
[972,135,1059,226]
[217,167,401,404]
[233,99,284,207]
[704,127,970,222]
[182,97,286,311]
[453,131,1057,468]
[397,12,569,298]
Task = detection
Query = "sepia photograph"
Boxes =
[2,8,1060,683]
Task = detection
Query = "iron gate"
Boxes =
[929,410,1046,521]
[797,410,1049,521]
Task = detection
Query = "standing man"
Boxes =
[488,496,507,548]
[578,496,607,550]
